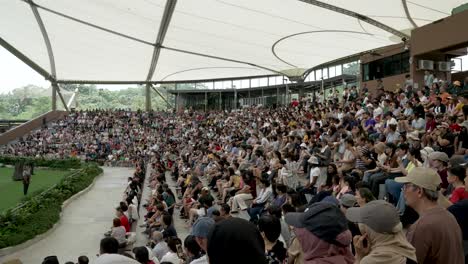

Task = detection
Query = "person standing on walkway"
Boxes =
[22,165,31,196]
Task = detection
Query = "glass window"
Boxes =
[343,61,360,76]
[329,66,336,78]
[251,78,260,87]
[276,76,284,85]
[336,65,342,76]
[363,64,370,81]
[223,81,232,89]
[284,78,291,84]
[309,71,315,81]
[214,81,223,89]
[322,68,328,79]
[233,80,241,89]
[269,76,277,86]
[240,79,250,88]
[206,82,214,89]
[259,77,268,87]
[316,69,322,80]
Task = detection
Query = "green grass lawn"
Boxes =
[0,167,69,212]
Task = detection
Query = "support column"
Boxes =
[299,86,304,99]
[276,86,280,107]
[175,93,179,111]
[205,92,208,112]
[52,82,57,111]
[145,84,151,111]
[234,90,238,110]
[219,92,222,110]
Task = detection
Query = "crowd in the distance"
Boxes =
[2,74,468,264]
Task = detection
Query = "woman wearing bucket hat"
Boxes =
[346,200,417,264]
[284,202,354,264]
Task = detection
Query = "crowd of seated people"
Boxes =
[2,76,468,264]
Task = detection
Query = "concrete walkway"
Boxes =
[0,167,134,264]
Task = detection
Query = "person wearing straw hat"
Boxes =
[395,167,464,264]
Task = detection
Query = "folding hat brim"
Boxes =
[394,176,411,184]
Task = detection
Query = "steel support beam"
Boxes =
[219,92,222,110]
[402,0,418,28]
[234,90,238,110]
[52,83,57,111]
[151,85,172,109]
[0,37,53,82]
[144,0,176,111]
[145,0,177,82]
[146,84,152,111]
[52,83,69,112]
[298,0,410,40]
[66,87,79,109]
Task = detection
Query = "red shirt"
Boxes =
[449,123,462,133]
[120,215,130,232]
[291,101,299,107]
[425,120,436,132]
[450,187,468,203]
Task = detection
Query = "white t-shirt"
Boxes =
[309,167,321,187]
[190,255,208,264]
[95,254,140,264]
[161,251,182,264]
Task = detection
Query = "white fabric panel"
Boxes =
[38,8,154,81]
[0,0,465,82]
[165,0,394,74]
[36,0,165,44]
[153,49,272,81]
[0,0,51,74]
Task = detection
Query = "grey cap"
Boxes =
[428,151,449,163]
[191,217,215,238]
[346,200,400,234]
[450,155,465,168]
[339,194,357,208]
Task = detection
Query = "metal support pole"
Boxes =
[175,93,179,111]
[145,83,151,111]
[52,82,69,112]
[52,83,57,111]
[276,86,280,107]
[322,78,325,102]
[234,90,238,110]
[205,92,208,112]
[219,92,222,110]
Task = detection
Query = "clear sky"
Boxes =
[1,46,467,94]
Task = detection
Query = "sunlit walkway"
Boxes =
[0,167,133,264]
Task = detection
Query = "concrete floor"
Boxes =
[0,167,134,264]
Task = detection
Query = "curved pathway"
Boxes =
[0,167,133,264]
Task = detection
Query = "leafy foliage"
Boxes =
[0,156,81,169]
[0,84,168,119]
[0,163,102,249]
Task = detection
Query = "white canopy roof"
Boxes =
[0,0,465,83]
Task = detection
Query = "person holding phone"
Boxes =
[346,200,417,264]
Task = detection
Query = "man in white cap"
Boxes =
[395,167,464,264]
